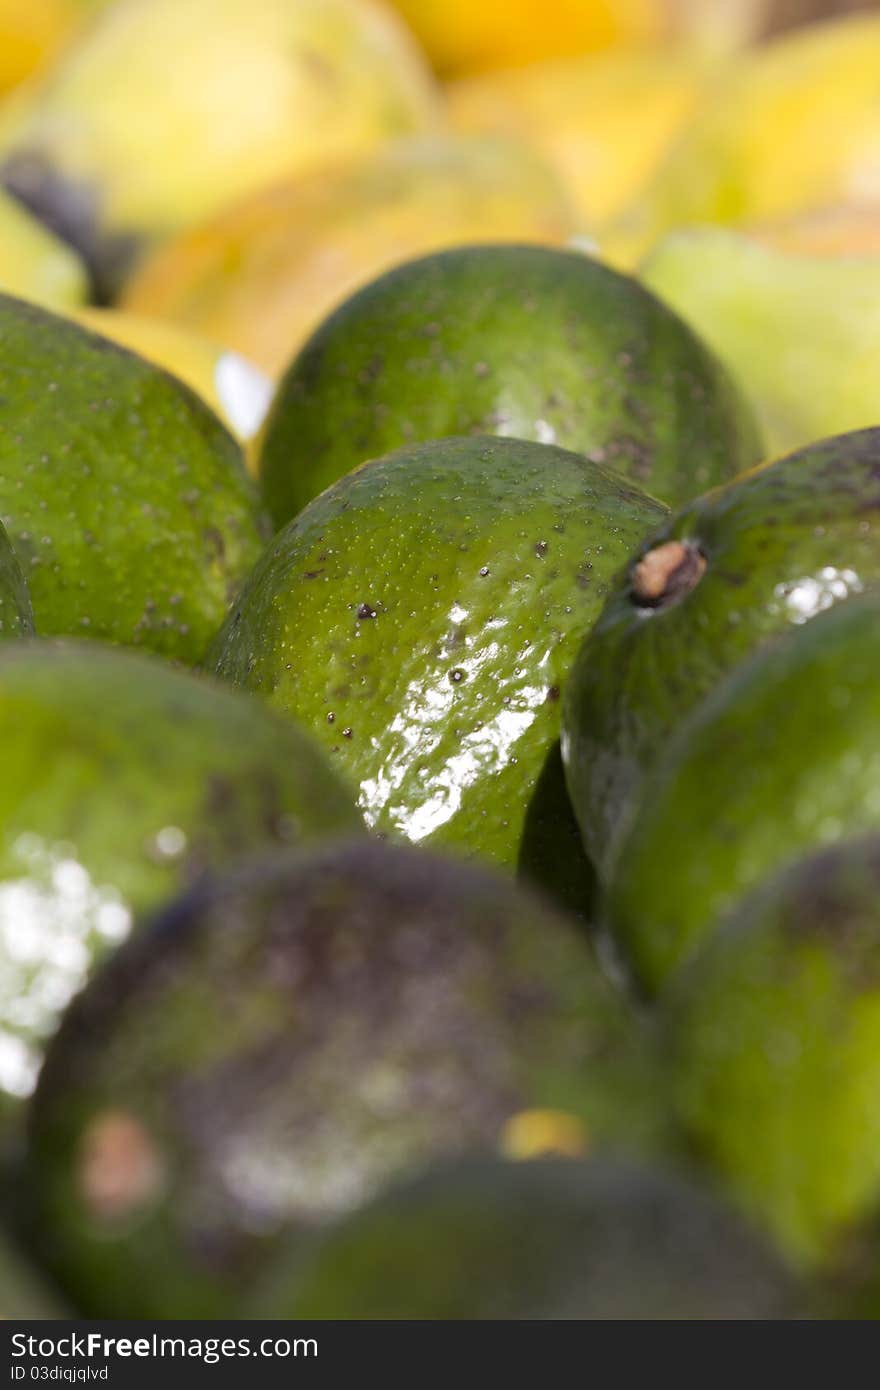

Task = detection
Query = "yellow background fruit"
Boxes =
[0,0,440,238]
[389,0,662,75]
[0,0,101,95]
[123,135,576,378]
[74,308,273,462]
[750,201,880,257]
[448,46,711,228]
[0,186,87,308]
[607,14,880,264]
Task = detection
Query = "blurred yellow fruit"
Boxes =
[74,308,273,462]
[389,0,662,76]
[448,47,712,228]
[0,0,101,95]
[123,134,576,378]
[642,225,880,457]
[0,186,87,308]
[750,201,880,256]
[0,0,440,295]
[607,14,880,265]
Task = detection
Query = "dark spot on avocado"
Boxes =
[630,540,707,610]
[356,603,377,620]
[535,541,549,558]
[545,686,560,704]
[303,569,324,580]
[342,727,353,739]
[449,668,465,684]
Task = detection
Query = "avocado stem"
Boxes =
[630,540,706,609]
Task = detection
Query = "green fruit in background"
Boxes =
[642,228,880,459]
[252,1156,797,1319]
[563,428,880,880]
[0,293,266,664]
[0,519,33,639]
[605,593,880,993]
[23,838,672,1318]
[259,244,762,527]
[214,436,667,905]
[0,639,360,1122]
[0,1226,65,1319]
[666,835,880,1273]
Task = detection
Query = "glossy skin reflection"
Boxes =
[214,436,667,885]
[24,840,672,1318]
[564,428,880,880]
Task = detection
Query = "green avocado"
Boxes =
[605,592,880,993]
[665,834,880,1273]
[0,293,266,664]
[563,428,880,879]
[0,638,359,1122]
[214,436,667,903]
[251,1155,797,1319]
[0,519,33,639]
[23,838,673,1318]
[258,244,762,526]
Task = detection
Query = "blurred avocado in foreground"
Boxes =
[563,429,880,880]
[605,593,880,993]
[0,187,86,309]
[643,227,880,457]
[253,1155,796,1319]
[121,135,576,380]
[214,436,667,909]
[24,839,672,1318]
[259,244,761,526]
[0,0,440,299]
[0,520,33,639]
[0,293,266,664]
[0,639,360,1124]
[666,834,880,1276]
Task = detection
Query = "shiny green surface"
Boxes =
[0,293,266,664]
[259,244,761,526]
[606,593,880,992]
[0,639,360,1115]
[215,436,666,892]
[24,840,672,1318]
[666,835,880,1272]
[564,428,880,879]
[253,1156,796,1319]
[0,519,33,639]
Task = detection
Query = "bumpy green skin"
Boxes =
[666,835,880,1274]
[215,436,666,896]
[251,1156,796,1319]
[24,839,673,1318]
[564,428,880,880]
[0,520,33,639]
[259,244,761,526]
[0,639,360,1118]
[606,593,880,993]
[0,293,267,663]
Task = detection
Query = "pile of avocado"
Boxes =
[1,241,880,1320]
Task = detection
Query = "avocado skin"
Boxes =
[259,244,761,526]
[215,436,666,895]
[251,1155,797,1319]
[665,834,880,1274]
[564,427,880,880]
[0,293,267,663]
[0,520,33,639]
[605,592,880,993]
[24,838,672,1318]
[0,638,360,1118]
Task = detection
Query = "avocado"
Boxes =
[563,428,880,880]
[665,834,880,1273]
[0,519,33,639]
[250,1155,796,1319]
[0,638,360,1122]
[605,592,880,993]
[23,838,673,1318]
[0,293,266,664]
[213,435,666,903]
[258,244,762,527]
